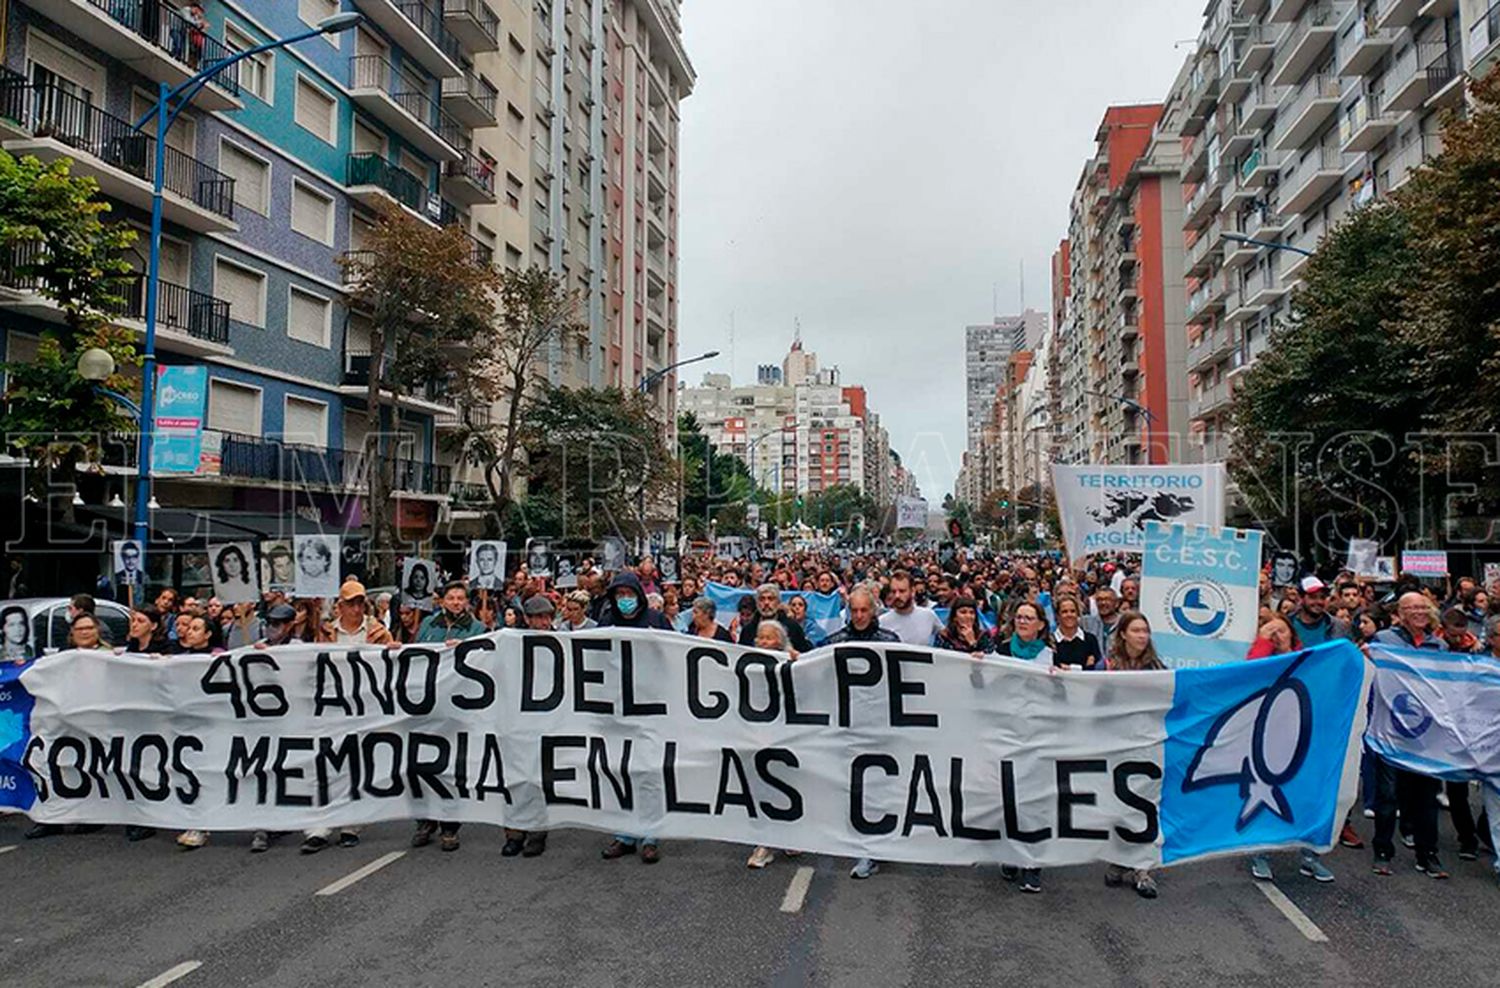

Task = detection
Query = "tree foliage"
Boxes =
[0,152,140,488]
[677,411,757,537]
[512,384,676,539]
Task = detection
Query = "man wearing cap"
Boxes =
[319,580,394,646]
[253,603,299,649]
[1290,576,1350,647]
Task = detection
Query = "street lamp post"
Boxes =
[1220,233,1314,257]
[124,12,362,572]
[636,350,720,550]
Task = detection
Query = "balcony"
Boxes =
[1185,220,1222,278]
[1188,59,1220,119]
[1382,43,1428,111]
[1375,0,1423,31]
[1273,74,1341,151]
[1181,133,1210,183]
[441,72,498,126]
[1382,131,1441,192]
[26,0,240,111]
[1339,10,1395,76]
[214,432,453,496]
[1423,41,1464,109]
[442,0,500,53]
[3,83,236,233]
[1339,89,1396,153]
[1471,1,1500,82]
[1118,271,1139,301]
[442,150,496,205]
[1269,0,1313,22]
[1245,266,1289,308]
[1183,180,1221,230]
[349,55,461,162]
[1119,311,1139,341]
[1243,82,1284,133]
[1,241,231,354]
[1246,205,1291,240]
[1188,326,1242,373]
[1238,22,1282,74]
[346,152,443,223]
[1281,143,1347,213]
[1271,2,1341,87]
[354,0,461,77]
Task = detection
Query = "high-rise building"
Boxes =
[1173,0,1475,462]
[0,0,510,561]
[964,309,1046,452]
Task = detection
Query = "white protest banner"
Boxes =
[1141,523,1263,668]
[896,496,928,531]
[0,635,1365,870]
[1051,464,1225,560]
[1400,550,1448,579]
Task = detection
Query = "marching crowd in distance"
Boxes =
[6,542,1500,900]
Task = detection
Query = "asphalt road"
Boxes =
[1,811,1496,988]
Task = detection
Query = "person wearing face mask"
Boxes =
[599,571,673,630]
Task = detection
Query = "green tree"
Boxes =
[516,384,676,539]
[1228,202,1425,550]
[803,483,874,534]
[342,207,500,582]
[0,152,140,491]
[677,412,758,537]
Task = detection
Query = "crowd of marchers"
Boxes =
[6,543,1499,900]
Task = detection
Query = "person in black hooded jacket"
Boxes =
[598,568,671,864]
[599,571,674,630]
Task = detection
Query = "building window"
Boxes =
[207,379,262,437]
[290,179,335,245]
[287,286,332,347]
[214,258,266,327]
[299,0,342,45]
[218,140,269,216]
[224,22,272,102]
[295,75,337,145]
[283,395,329,447]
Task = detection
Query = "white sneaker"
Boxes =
[746,846,775,869]
[1362,808,1375,819]
[176,829,208,850]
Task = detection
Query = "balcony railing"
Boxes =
[441,71,498,117]
[388,0,461,64]
[74,0,240,95]
[10,83,235,218]
[444,149,496,194]
[349,54,463,150]
[347,152,428,212]
[2,240,230,343]
[1470,2,1500,69]
[442,0,500,45]
[1423,39,1461,94]
[215,432,453,494]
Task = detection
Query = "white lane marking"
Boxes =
[0,845,16,855]
[779,865,815,913]
[136,960,202,988]
[1256,882,1329,943]
[315,850,406,897]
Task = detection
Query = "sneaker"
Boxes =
[338,831,360,848]
[250,831,270,854]
[1458,845,1478,862]
[176,830,208,850]
[299,835,329,855]
[411,821,437,848]
[1362,808,1375,819]
[1000,864,1019,882]
[1401,834,1416,849]
[124,826,156,843]
[522,832,548,857]
[850,857,879,879]
[602,839,637,860]
[1372,856,1393,876]
[1415,857,1450,879]
[1437,790,1450,808]
[747,846,775,869]
[1134,873,1159,899]
[24,823,64,840]
[1019,869,1042,893]
[440,831,460,852]
[640,843,660,864]
[1338,823,1364,849]
[1249,855,1273,881]
[1299,858,1335,883]
[501,837,524,857]
[1103,865,1127,888]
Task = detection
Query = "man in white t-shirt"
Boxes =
[878,570,944,646]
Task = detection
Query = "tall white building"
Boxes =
[965,309,1047,451]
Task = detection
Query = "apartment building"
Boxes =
[1056,98,1188,468]
[1173,0,1486,462]
[0,0,508,575]
[963,309,1045,452]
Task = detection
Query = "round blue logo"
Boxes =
[1168,580,1231,638]
[1390,692,1433,739]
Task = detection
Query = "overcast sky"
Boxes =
[676,0,1203,501]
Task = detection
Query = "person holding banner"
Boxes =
[1049,595,1102,671]
[1290,577,1351,647]
[877,571,943,647]
[738,584,812,652]
[745,620,803,870]
[686,597,733,643]
[415,582,487,645]
[996,600,1054,894]
[934,597,995,656]
[1096,612,1166,899]
[1370,593,1450,879]
[318,580,392,647]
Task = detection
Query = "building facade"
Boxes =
[963,309,1045,452]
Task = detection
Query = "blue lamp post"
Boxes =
[124,12,362,568]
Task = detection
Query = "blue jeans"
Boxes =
[615,833,657,846]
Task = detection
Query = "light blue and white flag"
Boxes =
[1141,522,1263,668]
[702,581,845,641]
[933,608,998,633]
[1365,644,1500,782]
